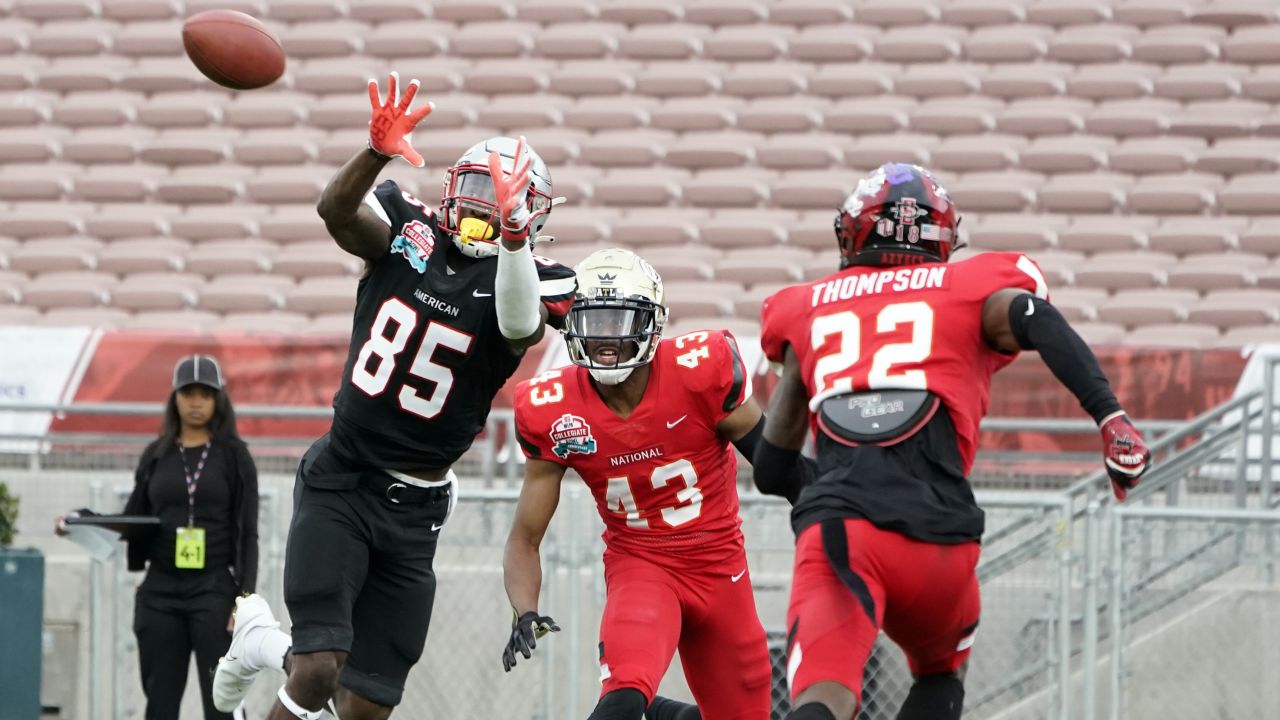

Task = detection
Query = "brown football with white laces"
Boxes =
[182,9,285,90]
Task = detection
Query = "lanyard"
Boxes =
[177,441,211,527]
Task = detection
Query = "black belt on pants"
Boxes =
[359,471,451,505]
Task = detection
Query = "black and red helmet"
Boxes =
[833,163,963,269]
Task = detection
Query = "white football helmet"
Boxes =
[566,249,667,386]
[440,136,553,259]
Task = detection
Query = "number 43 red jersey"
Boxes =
[760,251,1049,475]
[514,330,752,571]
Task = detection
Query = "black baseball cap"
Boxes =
[172,354,224,391]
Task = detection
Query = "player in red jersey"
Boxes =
[754,163,1151,720]
[505,248,804,720]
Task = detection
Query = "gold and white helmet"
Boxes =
[566,248,667,385]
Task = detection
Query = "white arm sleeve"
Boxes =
[496,241,543,340]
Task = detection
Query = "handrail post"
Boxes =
[1057,498,1073,720]
[1109,508,1125,720]
[1083,481,1101,720]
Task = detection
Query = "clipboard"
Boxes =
[64,514,161,527]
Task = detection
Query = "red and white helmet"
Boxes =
[834,163,963,268]
[440,136,554,259]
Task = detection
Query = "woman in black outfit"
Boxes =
[63,355,260,720]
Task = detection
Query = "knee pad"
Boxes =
[787,703,838,720]
[588,688,648,720]
[897,673,965,720]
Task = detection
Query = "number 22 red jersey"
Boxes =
[760,251,1049,476]
[514,330,752,571]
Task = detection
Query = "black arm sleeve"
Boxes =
[1008,293,1122,424]
[731,416,764,460]
[751,435,817,505]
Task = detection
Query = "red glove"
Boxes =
[367,71,434,168]
[487,135,533,244]
[1100,412,1150,502]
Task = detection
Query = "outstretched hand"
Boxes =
[487,135,534,243]
[502,610,559,672]
[367,71,434,168]
[1100,412,1150,501]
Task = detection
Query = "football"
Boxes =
[181,9,285,90]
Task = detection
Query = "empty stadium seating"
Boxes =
[1,0,1279,345]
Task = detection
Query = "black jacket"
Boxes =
[121,437,260,593]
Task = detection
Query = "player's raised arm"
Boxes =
[316,71,434,261]
[753,346,816,504]
[501,456,566,671]
[982,287,1151,500]
[489,137,552,352]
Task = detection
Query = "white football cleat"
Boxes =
[213,594,280,712]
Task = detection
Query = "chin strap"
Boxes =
[589,366,635,385]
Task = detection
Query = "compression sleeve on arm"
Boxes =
[1007,293,1122,424]
[496,241,542,340]
[751,435,816,505]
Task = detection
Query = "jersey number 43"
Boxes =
[351,298,474,419]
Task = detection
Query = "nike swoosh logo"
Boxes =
[431,522,444,531]
[1024,298,1035,316]
[731,569,746,583]
[473,289,492,298]
[666,415,687,429]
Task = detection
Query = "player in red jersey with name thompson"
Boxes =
[505,248,805,720]
[754,163,1151,720]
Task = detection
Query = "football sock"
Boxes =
[646,695,701,720]
[786,703,838,720]
[587,688,647,720]
[247,627,291,672]
[896,674,965,720]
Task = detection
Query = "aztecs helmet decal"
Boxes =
[834,163,963,269]
[440,136,553,259]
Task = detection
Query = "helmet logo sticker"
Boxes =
[550,413,598,458]
[892,197,920,226]
[597,273,617,284]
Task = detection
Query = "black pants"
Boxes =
[133,567,239,720]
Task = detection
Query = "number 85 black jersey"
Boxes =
[327,180,577,472]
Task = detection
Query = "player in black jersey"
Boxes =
[212,72,576,720]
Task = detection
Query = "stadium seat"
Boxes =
[53,90,141,128]
[578,129,672,168]
[664,131,759,169]
[1219,174,1280,214]
[665,316,762,339]
[1048,24,1140,64]
[155,166,250,205]
[96,239,188,275]
[755,133,844,170]
[715,248,809,285]
[259,205,328,245]
[1069,321,1128,345]
[513,0,598,23]
[222,93,313,130]
[1038,172,1133,212]
[563,96,656,132]
[1126,172,1223,214]
[639,249,713,282]
[1243,65,1280,101]
[982,62,1073,98]
[113,20,184,58]
[594,168,688,207]
[13,0,98,20]
[997,97,1091,136]
[787,25,875,62]
[966,213,1067,252]
[42,306,131,328]
[664,280,741,318]
[85,203,177,239]
[170,206,264,241]
[1155,63,1249,100]
[1147,218,1247,255]
[686,0,769,26]
[293,56,389,95]
[1109,136,1205,174]
[1194,138,1280,175]
[1068,62,1162,100]
[244,167,328,205]
[197,275,290,313]
[302,311,354,336]
[22,270,116,310]
[286,276,359,314]
[549,60,639,98]
[460,58,553,96]
[271,241,362,279]
[1095,288,1197,326]
[737,97,828,133]
[1019,135,1115,172]
[1132,24,1225,63]
[1122,322,1221,348]
[215,311,311,334]
[6,201,90,238]
[807,62,895,97]
[535,22,626,60]
[72,164,163,202]
[62,126,155,164]
[731,281,790,320]
[27,20,116,57]
[476,93,570,131]
[1166,253,1260,290]
[683,168,774,208]
[1217,325,1280,346]
[139,128,235,165]
[8,238,101,273]
[609,207,703,247]
[233,128,324,167]
[965,24,1053,61]
[698,209,793,249]
[825,96,917,133]
[1113,1,1194,28]
[543,242,612,270]
[1047,286,1108,322]
[120,57,206,93]
[1239,218,1280,254]
[36,57,131,92]
[721,62,810,98]
[1086,98,1180,137]
[772,170,854,210]
[900,63,986,98]
[1170,100,1270,139]
[136,91,226,129]
[541,206,617,245]
[545,166,599,206]
[111,272,203,311]
[874,24,965,62]
[650,97,742,132]
[124,309,219,333]
[1073,250,1176,290]
[184,240,276,277]
[0,127,63,163]
[0,163,73,201]
[910,96,1003,135]
[281,20,368,59]
[1191,2,1279,29]
[1187,289,1280,328]
[846,132,938,169]
[949,171,1042,212]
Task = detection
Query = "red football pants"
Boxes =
[598,550,772,719]
[785,518,981,701]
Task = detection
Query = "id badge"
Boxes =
[175,526,206,570]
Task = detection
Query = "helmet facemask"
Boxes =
[565,249,667,386]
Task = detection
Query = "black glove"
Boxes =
[502,610,559,672]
